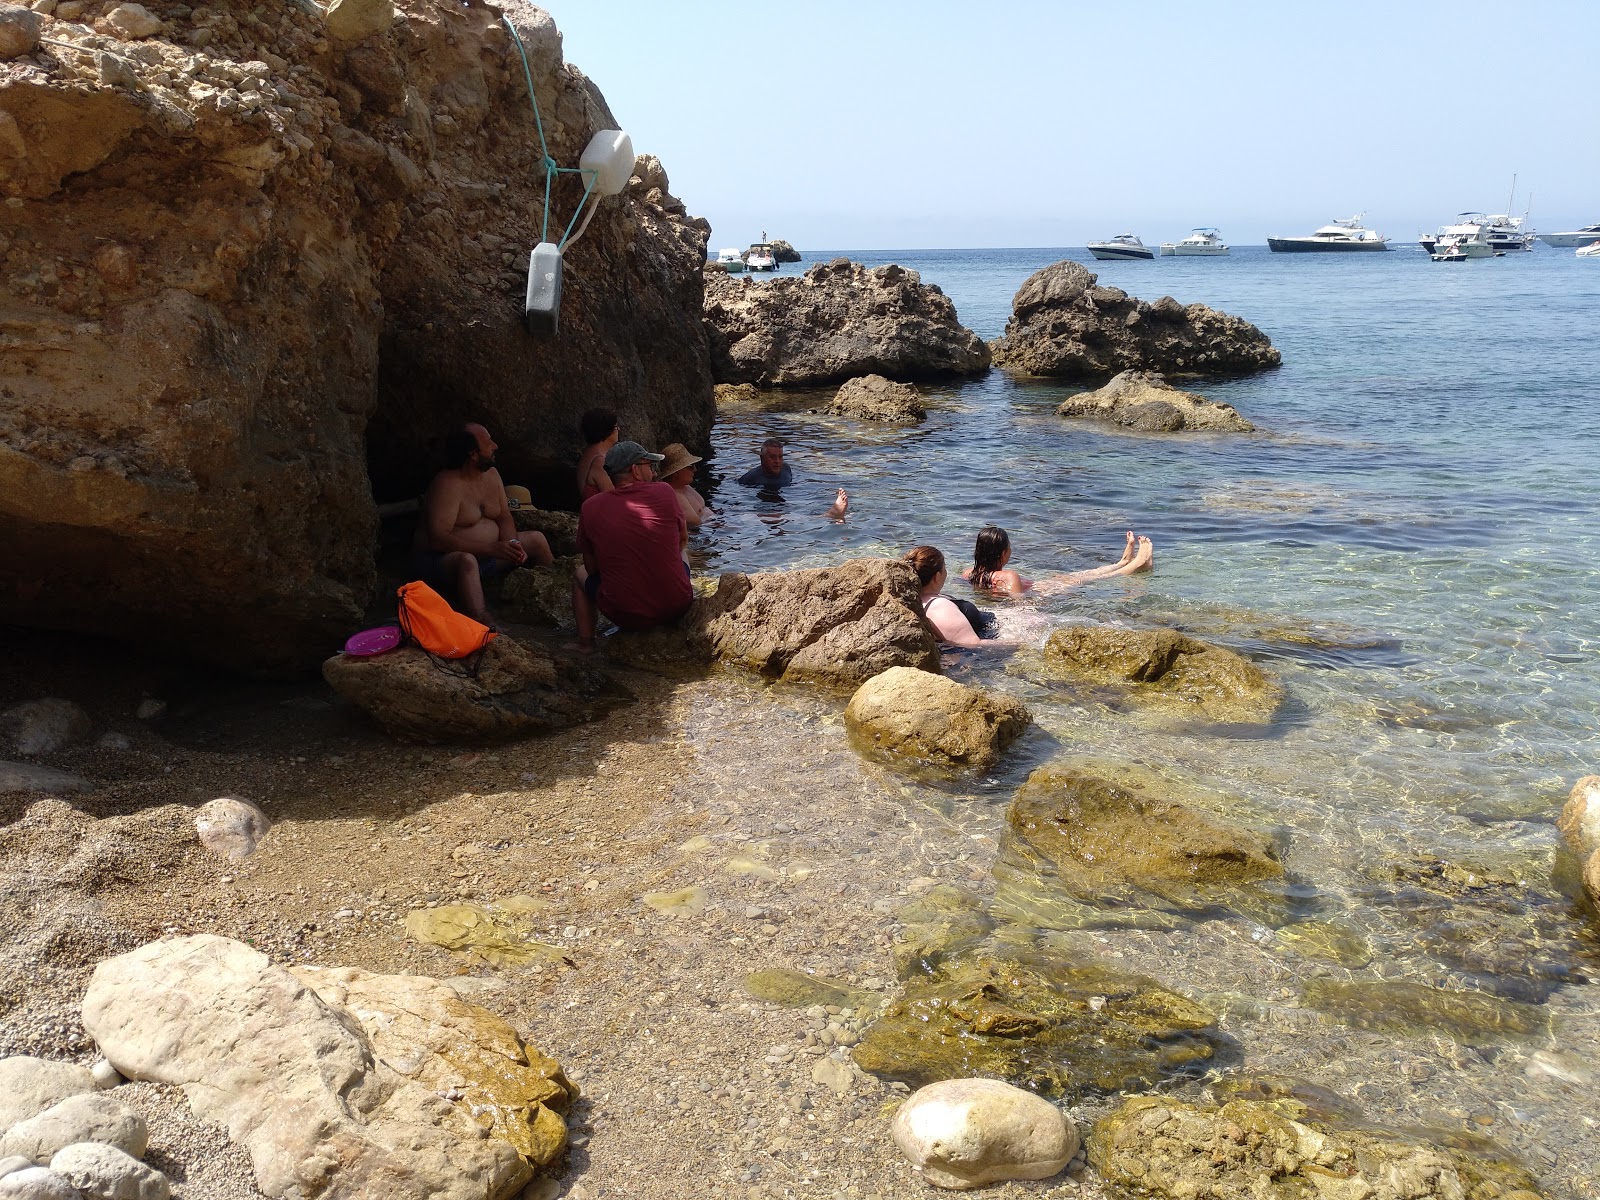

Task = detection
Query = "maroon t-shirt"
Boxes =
[576,481,692,631]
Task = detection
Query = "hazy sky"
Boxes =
[549,0,1596,250]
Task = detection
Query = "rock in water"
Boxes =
[0,1058,96,1129]
[48,1144,168,1200]
[827,375,927,422]
[1041,624,1283,724]
[1057,370,1255,432]
[0,1093,149,1162]
[891,1078,1077,1190]
[80,935,537,1200]
[0,699,92,756]
[1090,1093,1549,1200]
[192,797,270,861]
[845,667,1031,769]
[322,637,620,742]
[769,239,802,263]
[704,259,990,385]
[989,261,1280,379]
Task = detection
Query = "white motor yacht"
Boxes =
[1578,240,1600,258]
[1087,234,1154,261]
[1542,223,1600,248]
[745,242,778,272]
[1479,213,1535,252]
[1268,215,1390,252]
[1159,228,1230,256]
[1425,216,1498,259]
[1419,213,1486,255]
[715,248,747,273]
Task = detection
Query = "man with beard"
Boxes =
[412,422,552,623]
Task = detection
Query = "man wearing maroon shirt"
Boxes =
[572,441,693,648]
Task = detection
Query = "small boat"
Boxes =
[715,248,747,273]
[1159,228,1230,256]
[1578,241,1600,258]
[745,242,778,272]
[1268,215,1390,252]
[1541,223,1600,248]
[1429,220,1496,260]
[1431,245,1469,263]
[1087,234,1154,261]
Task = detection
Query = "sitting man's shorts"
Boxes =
[412,550,518,589]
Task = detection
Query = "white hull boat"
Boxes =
[1087,234,1154,260]
[1578,241,1600,258]
[1428,219,1497,260]
[745,242,778,272]
[1159,228,1230,256]
[1541,225,1600,248]
[715,248,747,273]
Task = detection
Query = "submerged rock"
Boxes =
[403,899,564,968]
[891,1078,1078,1190]
[1057,369,1255,432]
[81,934,548,1200]
[1041,624,1283,724]
[845,667,1031,770]
[990,261,1279,380]
[853,947,1222,1101]
[827,374,927,423]
[742,969,877,1010]
[1090,1093,1548,1200]
[1302,978,1548,1043]
[322,636,620,743]
[1003,765,1284,917]
[704,259,990,386]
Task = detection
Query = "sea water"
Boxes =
[695,245,1600,1188]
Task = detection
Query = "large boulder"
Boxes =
[80,934,561,1200]
[1090,1093,1549,1200]
[891,1078,1077,1190]
[704,258,990,385]
[0,1058,96,1131]
[845,667,1030,770]
[0,0,712,675]
[321,635,620,742]
[683,558,941,686]
[768,238,802,263]
[1559,775,1600,907]
[1057,369,1255,432]
[827,374,926,423]
[989,261,1279,380]
[1041,624,1283,724]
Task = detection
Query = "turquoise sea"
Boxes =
[696,245,1600,1189]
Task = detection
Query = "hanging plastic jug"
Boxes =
[579,130,635,197]
[524,241,563,335]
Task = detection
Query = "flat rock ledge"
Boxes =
[704,259,991,386]
[845,667,1030,770]
[827,374,927,422]
[1057,369,1254,432]
[989,260,1280,380]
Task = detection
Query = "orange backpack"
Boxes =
[396,581,496,659]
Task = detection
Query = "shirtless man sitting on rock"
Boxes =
[413,422,552,623]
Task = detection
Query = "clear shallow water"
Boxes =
[693,246,1600,1189]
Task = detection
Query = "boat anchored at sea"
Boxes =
[1268,215,1390,252]
[1541,222,1600,248]
[1160,228,1230,256]
[1087,234,1154,261]
[1425,216,1499,261]
[715,247,747,273]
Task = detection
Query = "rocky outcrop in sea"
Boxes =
[1058,369,1255,432]
[0,0,712,674]
[703,259,991,386]
[989,261,1280,379]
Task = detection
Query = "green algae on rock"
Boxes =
[1039,624,1284,724]
[1274,920,1374,968]
[642,886,708,917]
[844,666,1032,771]
[892,884,998,979]
[853,948,1222,1101]
[1302,978,1549,1043]
[403,900,566,968]
[1003,765,1285,917]
[742,968,878,1011]
[1089,1093,1548,1200]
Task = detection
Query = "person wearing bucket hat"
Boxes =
[572,441,693,648]
[657,442,710,530]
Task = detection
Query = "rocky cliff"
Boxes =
[0,0,712,674]
[989,260,1279,380]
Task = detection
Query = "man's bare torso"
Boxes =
[416,468,508,555]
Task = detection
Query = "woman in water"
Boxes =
[962,525,1153,595]
[905,546,982,647]
[575,407,620,502]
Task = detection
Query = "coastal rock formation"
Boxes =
[891,1078,1078,1190]
[1090,1093,1549,1200]
[0,0,712,675]
[769,238,801,263]
[1004,766,1284,914]
[321,635,619,743]
[1057,370,1255,432]
[827,374,926,422]
[704,259,991,386]
[989,261,1280,380]
[1559,775,1600,907]
[498,558,579,627]
[686,558,941,686]
[1042,624,1284,724]
[845,667,1030,770]
[80,934,562,1200]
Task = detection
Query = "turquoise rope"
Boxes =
[502,14,601,250]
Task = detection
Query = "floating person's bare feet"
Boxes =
[826,488,849,521]
[1129,534,1154,572]
[1117,529,1137,565]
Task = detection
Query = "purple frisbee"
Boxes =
[344,625,403,657]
